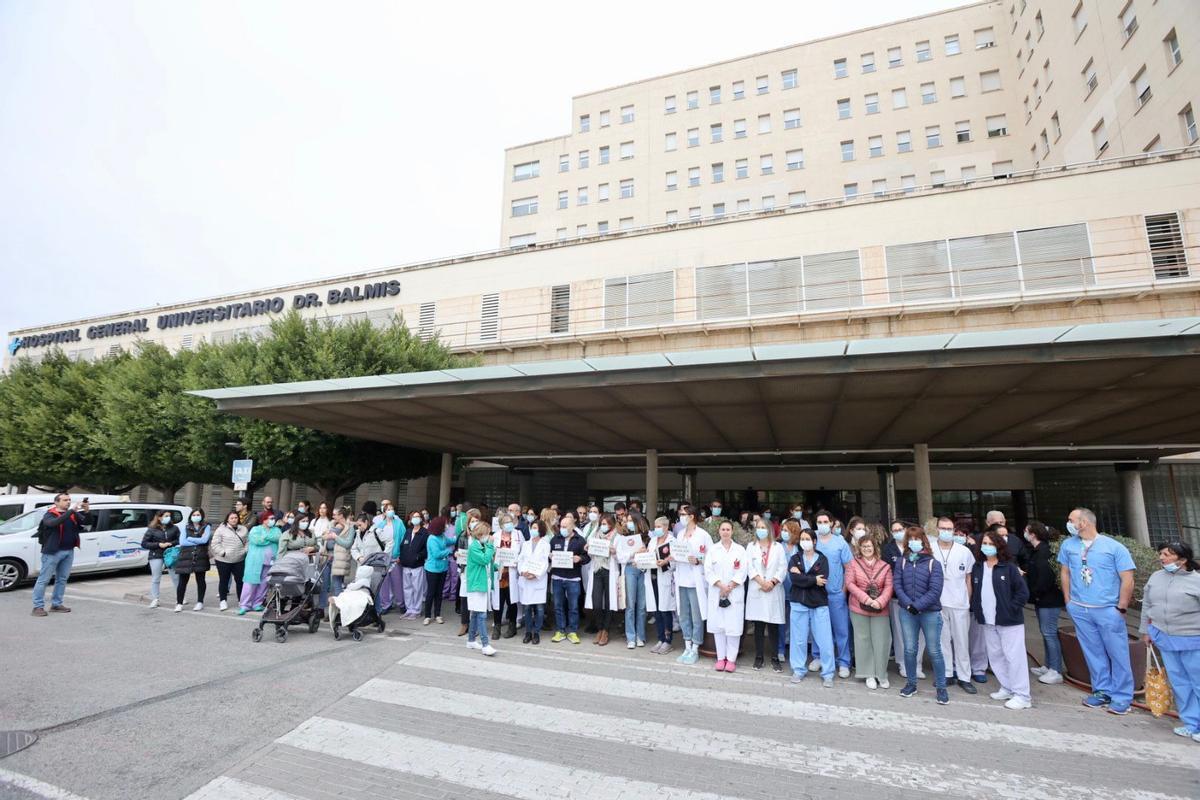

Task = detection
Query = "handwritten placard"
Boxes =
[519,557,546,578]
[496,547,518,568]
[670,539,693,563]
[454,549,467,566]
[587,537,613,559]
[634,551,657,570]
[551,550,575,570]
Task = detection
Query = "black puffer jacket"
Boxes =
[174,523,212,575]
[141,524,180,560]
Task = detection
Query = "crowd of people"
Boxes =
[28,491,1200,741]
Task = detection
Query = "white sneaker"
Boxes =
[627,640,636,649]
[1030,665,1049,677]
[1004,696,1032,710]
[192,602,203,612]
[149,599,159,609]
[636,639,646,648]
[1038,669,1064,685]
[990,688,1014,700]
[879,678,890,689]
[808,659,821,672]
[174,604,183,613]
[866,677,878,690]
[467,640,482,650]
[219,600,228,611]
[838,666,851,679]
[435,616,444,624]
[481,645,497,656]
[917,670,926,679]
[423,618,431,626]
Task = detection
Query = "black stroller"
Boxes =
[252,551,328,643]
[330,559,388,642]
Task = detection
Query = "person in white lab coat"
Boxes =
[583,514,621,645]
[673,508,713,665]
[615,514,650,648]
[705,520,748,672]
[647,517,678,654]
[517,519,551,644]
[491,513,524,640]
[745,519,787,672]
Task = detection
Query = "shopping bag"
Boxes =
[1144,645,1172,717]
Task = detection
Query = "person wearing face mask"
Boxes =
[420,512,455,625]
[790,504,812,532]
[141,510,180,609]
[894,525,949,704]
[209,510,248,611]
[708,499,725,521]
[490,513,523,639]
[787,528,834,685]
[376,504,407,615]
[549,513,590,643]
[173,509,213,612]
[761,508,779,537]
[746,518,786,672]
[278,513,317,556]
[705,520,748,672]
[927,516,979,695]
[463,509,497,656]
[969,530,1031,709]
[809,511,853,679]
[672,505,712,665]
[646,517,677,654]
[518,519,553,644]
[1140,541,1200,742]
[846,517,871,547]
[846,533,893,689]
[328,506,359,597]
[1023,521,1066,685]
[584,513,619,645]
[885,520,924,680]
[776,518,800,665]
[578,505,602,633]
[239,514,282,615]
[616,514,651,649]
[395,511,429,621]
[455,505,477,636]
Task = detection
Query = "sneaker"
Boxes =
[866,677,878,690]
[684,649,699,665]
[714,659,728,672]
[822,678,833,688]
[879,678,890,689]
[899,683,917,698]
[771,659,783,673]
[551,631,566,643]
[1005,696,1032,710]
[725,662,737,673]
[650,642,664,654]
[838,665,850,679]
[676,648,691,664]
[1082,692,1111,708]
[1172,725,1196,738]
[1030,666,1049,677]
[636,639,646,648]
[149,599,159,609]
[423,618,431,626]
[753,657,764,670]
[936,688,950,705]
[253,605,264,612]
[957,679,978,695]
[790,673,805,684]
[808,659,821,672]
[659,642,672,655]
[237,608,247,616]
[1106,703,1130,716]
[990,688,1014,701]
[218,600,228,611]
[481,645,497,656]
[627,640,636,650]
[174,604,183,613]
[917,670,926,680]
[435,616,444,624]
[193,602,203,612]
[1192,732,1200,744]
[567,633,580,644]
[1038,669,1064,685]
[972,672,988,684]
[467,640,482,650]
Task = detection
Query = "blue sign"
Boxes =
[7,338,20,356]
[231,459,254,483]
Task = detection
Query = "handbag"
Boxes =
[1144,645,1172,717]
[162,545,181,569]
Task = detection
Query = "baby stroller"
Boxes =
[252,551,327,643]
[330,563,387,642]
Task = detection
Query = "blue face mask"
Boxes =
[792,511,803,520]
[780,530,791,543]
[938,530,954,543]
[953,535,967,545]
[626,520,636,532]
[1066,521,1079,536]
[892,530,905,542]
[1164,562,1181,573]
[450,510,458,518]
[502,522,514,533]
[817,523,831,535]
[980,544,998,557]
[763,511,772,520]
[907,539,924,553]
[755,527,769,540]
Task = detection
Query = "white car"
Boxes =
[0,493,125,522]
[0,503,194,591]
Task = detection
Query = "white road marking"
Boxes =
[0,768,92,800]
[183,775,304,800]
[282,716,748,800]
[351,677,1189,800]
[398,650,1194,764]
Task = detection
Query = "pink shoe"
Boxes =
[724,661,737,673]
[714,659,727,671]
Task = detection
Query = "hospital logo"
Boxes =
[7,338,21,356]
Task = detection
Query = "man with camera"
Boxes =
[31,493,92,617]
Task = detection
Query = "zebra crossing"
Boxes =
[186,635,1199,800]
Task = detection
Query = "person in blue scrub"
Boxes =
[1058,507,1136,715]
[788,528,836,687]
[1139,541,1200,741]
[809,510,852,678]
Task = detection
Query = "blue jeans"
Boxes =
[1036,606,1063,673]
[623,568,646,642]
[523,603,545,632]
[1068,603,1133,707]
[789,603,834,679]
[900,609,947,689]
[552,579,581,633]
[1160,647,1200,733]
[677,586,704,645]
[655,610,674,644]
[811,590,852,668]
[468,610,489,645]
[32,550,74,610]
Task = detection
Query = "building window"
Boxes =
[980,69,1001,92]
[619,141,634,160]
[844,183,858,199]
[688,206,701,220]
[1033,80,1041,107]
[868,135,883,157]
[599,110,611,128]
[992,160,1013,178]
[864,93,879,114]
[956,120,971,143]
[550,285,570,333]
[711,162,724,182]
[579,114,590,133]
[762,195,776,210]
[786,148,804,170]
[1039,129,1050,156]
[841,140,855,161]
[511,196,538,217]
[1120,3,1138,42]
[665,132,677,151]
[709,85,721,104]
[837,98,851,119]
[735,158,748,179]
[1051,112,1062,140]
[579,150,589,169]
[713,202,726,217]
[557,190,568,209]
[1092,118,1109,155]
[599,145,610,164]
[1146,212,1189,279]
[986,114,1008,137]
[950,76,966,98]
[558,153,569,173]
[480,293,499,341]
[512,160,539,181]
[618,217,633,231]
[577,186,588,205]
[664,95,677,114]
[1083,58,1098,96]
[1181,103,1197,144]
[1132,67,1152,108]
[834,58,848,78]
[598,220,610,234]
[687,90,699,110]
[732,80,745,99]
[926,125,941,147]
[1165,29,1183,68]
[687,128,699,147]
[872,178,887,196]
[620,105,635,124]
[666,171,678,191]
[931,169,946,187]
[756,75,769,94]
[1035,10,1045,38]
[901,174,916,193]
[960,165,976,183]
[897,130,912,152]
[688,166,701,187]
[758,113,771,134]
[916,40,931,62]
[784,108,801,129]
[665,209,678,224]
[556,227,567,241]
[711,123,723,143]
[1024,95,1031,121]
[576,224,588,236]
[619,178,634,199]
[598,182,610,202]
[760,154,774,174]
[888,46,902,68]
[788,191,807,207]
[1072,2,1088,37]
[418,302,436,341]
[892,87,908,109]
[921,82,937,104]
[734,118,748,137]
[1024,32,1032,58]
[1043,58,1052,87]
[976,27,995,49]
[861,52,875,73]
[736,198,751,213]
[782,69,798,90]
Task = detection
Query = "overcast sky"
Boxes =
[0,0,964,338]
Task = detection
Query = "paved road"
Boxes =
[2,571,1198,799]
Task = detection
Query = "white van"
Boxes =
[0,493,125,522]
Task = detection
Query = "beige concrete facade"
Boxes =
[500,0,1199,246]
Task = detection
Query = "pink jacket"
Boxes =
[845,556,893,615]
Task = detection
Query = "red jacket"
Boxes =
[845,556,893,615]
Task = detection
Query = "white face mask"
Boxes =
[588,512,599,522]
[411,517,421,527]
[800,540,814,552]
[190,515,202,524]
[298,521,310,531]
[468,519,479,530]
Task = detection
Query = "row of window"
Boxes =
[511,178,638,217]
[833,30,991,80]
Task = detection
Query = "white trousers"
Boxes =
[940,606,972,680]
[968,616,990,673]
[714,632,741,662]
[983,623,1031,702]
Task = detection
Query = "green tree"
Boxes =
[0,351,139,492]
